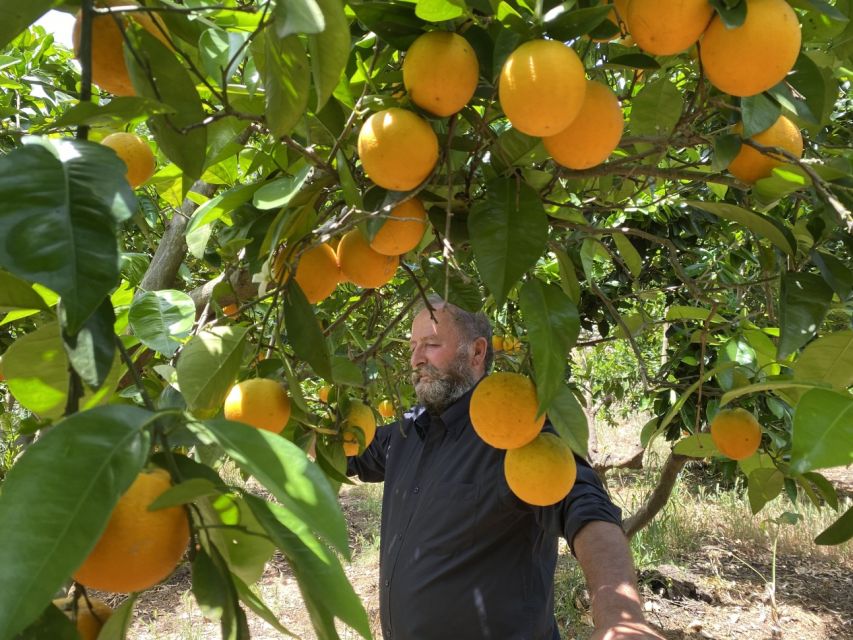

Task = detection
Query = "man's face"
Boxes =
[409,307,479,412]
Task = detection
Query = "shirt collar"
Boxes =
[412,381,481,441]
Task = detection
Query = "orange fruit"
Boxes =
[223,378,291,433]
[727,115,803,183]
[403,31,479,117]
[543,80,624,170]
[274,243,340,304]
[710,408,762,460]
[73,469,189,593]
[504,432,577,506]
[343,401,377,456]
[470,372,544,449]
[318,385,332,403]
[491,335,504,352]
[357,108,439,191]
[53,597,112,640]
[369,198,428,256]
[222,303,239,317]
[378,399,395,419]
[73,0,171,96]
[100,132,156,188]
[628,0,714,56]
[499,39,587,137]
[502,336,522,353]
[700,0,801,97]
[338,229,400,289]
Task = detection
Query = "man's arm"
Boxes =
[573,521,664,640]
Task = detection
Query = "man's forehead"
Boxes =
[409,307,455,338]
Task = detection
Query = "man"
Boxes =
[347,297,664,640]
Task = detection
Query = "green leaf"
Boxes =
[778,272,833,359]
[789,388,853,474]
[48,97,176,130]
[811,250,853,300]
[815,505,853,545]
[253,166,312,210]
[605,53,660,70]
[672,433,720,458]
[176,326,248,414]
[283,281,333,381]
[244,494,372,640]
[546,385,589,458]
[234,574,298,636]
[0,406,152,640]
[709,0,747,28]
[686,200,796,256]
[424,262,484,312]
[274,0,325,37]
[719,378,830,406]
[0,271,49,312]
[200,28,249,85]
[712,133,742,171]
[545,5,612,41]
[630,79,683,138]
[612,233,642,279]
[331,356,365,387]
[251,30,310,138]
[554,249,581,304]
[13,602,78,640]
[519,279,580,412]
[61,297,116,390]
[0,0,61,49]
[0,138,134,334]
[741,93,782,138]
[747,468,785,514]
[127,30,207,179]
[656,362,737,437]
[149,478,221,510]
[793,330,853,390]
[129,290,196,357]
[308,0,350,111]
[468,178,548,307]
[348,1,422,50]
[198,493,276,588]
[191,546,251,639]
[97,594,138,640]
[800,471,839,510]
[3,322,122,419]
[186,418,349,556]
[665,305,727,323]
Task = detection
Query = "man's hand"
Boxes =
[589,621,666,639]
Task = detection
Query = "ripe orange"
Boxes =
[53,597,112,640]
[73,469,189,593]
[223,378,291,433]
[100,132,156,188]
[343,401,377,456]
[338,229,400,289]
[369,198,428,256]
[378,399,395,419]
[222,303,239,317]
[357,108,439,191]
[543,80,624,170]
[499,39,587,137]
[700,0,802,97]
[73,0,171,96]
[470,372,544,449]
[727,115,803,183]
[710,408,762,460]
[502,336,522,353]
[318,385,332,403]
[274,243,340,304]
[628,0,714,56]
[491,335,504,352]
[504,432,577,506]
[403,31,479,117]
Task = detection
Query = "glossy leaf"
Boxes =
[747,468,785,514]
[283,281,333,381]
[308,0,350,111]
[519,279,580,412]
[187,418,349,556]
[149,478,221,510]
[191,546,251,639]
[0,406,152,640]
[176,326,248,414]
[251,29,310,138]
[468,178,548,307]
[234,574,298,637]
[424,262,484,312]
[0,0,61,49]
[97,594,138,640]
[811,250,853,300]
[792,330,853,390]
[612,233,642,279]
[545,5,612,40]
[61,297,116,390]
[815,505,853,545]
[127,30,207,179]
[129,289,196,357]
[546,384,589,458]
[274,0,325,37]
[47,97,176,129]
[672,433,719,458]
[741,93,782,138]
[0,270,49,312]
[0,138,134,334]
[719,378,830,406]
[778,272,833,359]
[686,201,796,256]
[789,388,853,474]
[630,79,683,138]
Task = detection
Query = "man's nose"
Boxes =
[411,343,425,368]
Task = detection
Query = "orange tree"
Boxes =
[0,0,851,638]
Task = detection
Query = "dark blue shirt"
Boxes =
[347,386,622,640]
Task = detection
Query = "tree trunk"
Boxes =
[623,453,689,537]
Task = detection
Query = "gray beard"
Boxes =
[411,351,478,414]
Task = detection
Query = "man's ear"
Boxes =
[471,336,488,370]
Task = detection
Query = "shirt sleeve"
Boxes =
[532,455,623,554]
[345,423,393,482]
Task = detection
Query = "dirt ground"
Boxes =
[111,471,853,640]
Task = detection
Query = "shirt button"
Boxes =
[384,579,390,587]
[413,486,420,494]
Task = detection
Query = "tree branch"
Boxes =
[623,453,689,537]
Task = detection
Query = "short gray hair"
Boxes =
[415,294,494,372]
